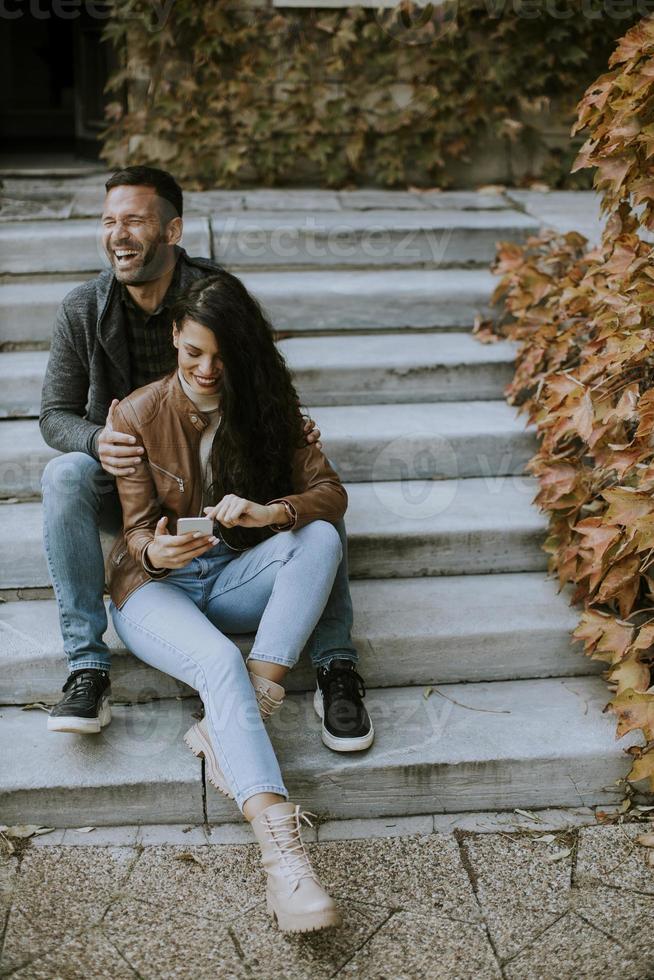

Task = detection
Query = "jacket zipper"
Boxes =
[112,545,127,566]
[149,461,185,493]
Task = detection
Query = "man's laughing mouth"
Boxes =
[112,247,142,267]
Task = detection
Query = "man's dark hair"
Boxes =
[105,166,183,218]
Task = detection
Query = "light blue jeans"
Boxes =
[109,521,342,809]
[41,452,358,673]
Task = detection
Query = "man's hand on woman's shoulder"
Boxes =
[302,414,322,449]
[97,399,146,477]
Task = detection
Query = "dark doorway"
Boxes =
[0,2,118,160]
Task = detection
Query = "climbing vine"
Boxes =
[100,0,639,188]
[475,15,654,793]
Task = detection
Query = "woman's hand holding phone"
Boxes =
[204,494,286,529]
[145,516,218,570]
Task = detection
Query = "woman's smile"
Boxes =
[192,373,220,390]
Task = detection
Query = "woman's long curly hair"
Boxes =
[171,271,304,549]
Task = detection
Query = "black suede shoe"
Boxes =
[47,669,112,734]
[314,658,374,752]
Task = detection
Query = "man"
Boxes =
[40,166,373,753]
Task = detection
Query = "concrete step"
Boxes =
[0,477,547,589]
[0,676,639,826]
[318,401,535,483]
[280,332,516,405]
[1,183,516,221]
[0,217,212,276]
[0,210,537,276]
[0,401,536,499]
[0,334,517,416]
[0,269,496,345]
[211,209,537,268]
[0,573,594,705]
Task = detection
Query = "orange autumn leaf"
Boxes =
[634,388,654,439]
[575,517,621,567]
[606,689,654,740]
[573,609,634,661]
[596,555,641,616]
[630,621,654,651]
[608,654,651,693]
[602,489,654,526]
[627,749,654,789]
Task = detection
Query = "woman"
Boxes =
[106,272,347,934]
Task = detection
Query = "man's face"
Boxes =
[101,185,182,284]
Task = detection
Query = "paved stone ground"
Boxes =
[1,813,653,979]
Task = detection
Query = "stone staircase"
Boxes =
[0,183,637,827]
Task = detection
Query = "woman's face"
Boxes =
[173,318,224,396]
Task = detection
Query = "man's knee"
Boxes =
[41,452,111,505]
[299,520,343,566]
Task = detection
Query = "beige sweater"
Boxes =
[177,370,221,507]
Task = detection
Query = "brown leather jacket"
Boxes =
[106,371,348,609]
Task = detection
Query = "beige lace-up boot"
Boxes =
[183,671,286,798]
[251,801,341,933]
[183,714,235,798]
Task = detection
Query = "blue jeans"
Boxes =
[110,522,342,808]
[41,452,358,673]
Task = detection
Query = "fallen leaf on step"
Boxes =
[534,834,557,843]
[636,832,654,847]
[73,827,96,834]
[0,825,55,839]
[545,847,572,863]
[514,809,543,822]
[21,703,50,712]
[174,851,204,866]
[423,686,433,699]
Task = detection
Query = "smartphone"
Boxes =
[176,517,214,536]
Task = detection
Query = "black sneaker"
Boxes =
[313,658,374,752]
[47,669,112,734]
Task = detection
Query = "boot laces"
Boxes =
[257,688,284,719]
[265,806,318,884]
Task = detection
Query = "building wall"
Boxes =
[101,1,639,188]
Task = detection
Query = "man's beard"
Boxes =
[109,238,171,283]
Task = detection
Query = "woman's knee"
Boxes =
[113,597,246,689]
[181,630,246,686]
[297,520,343,566]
